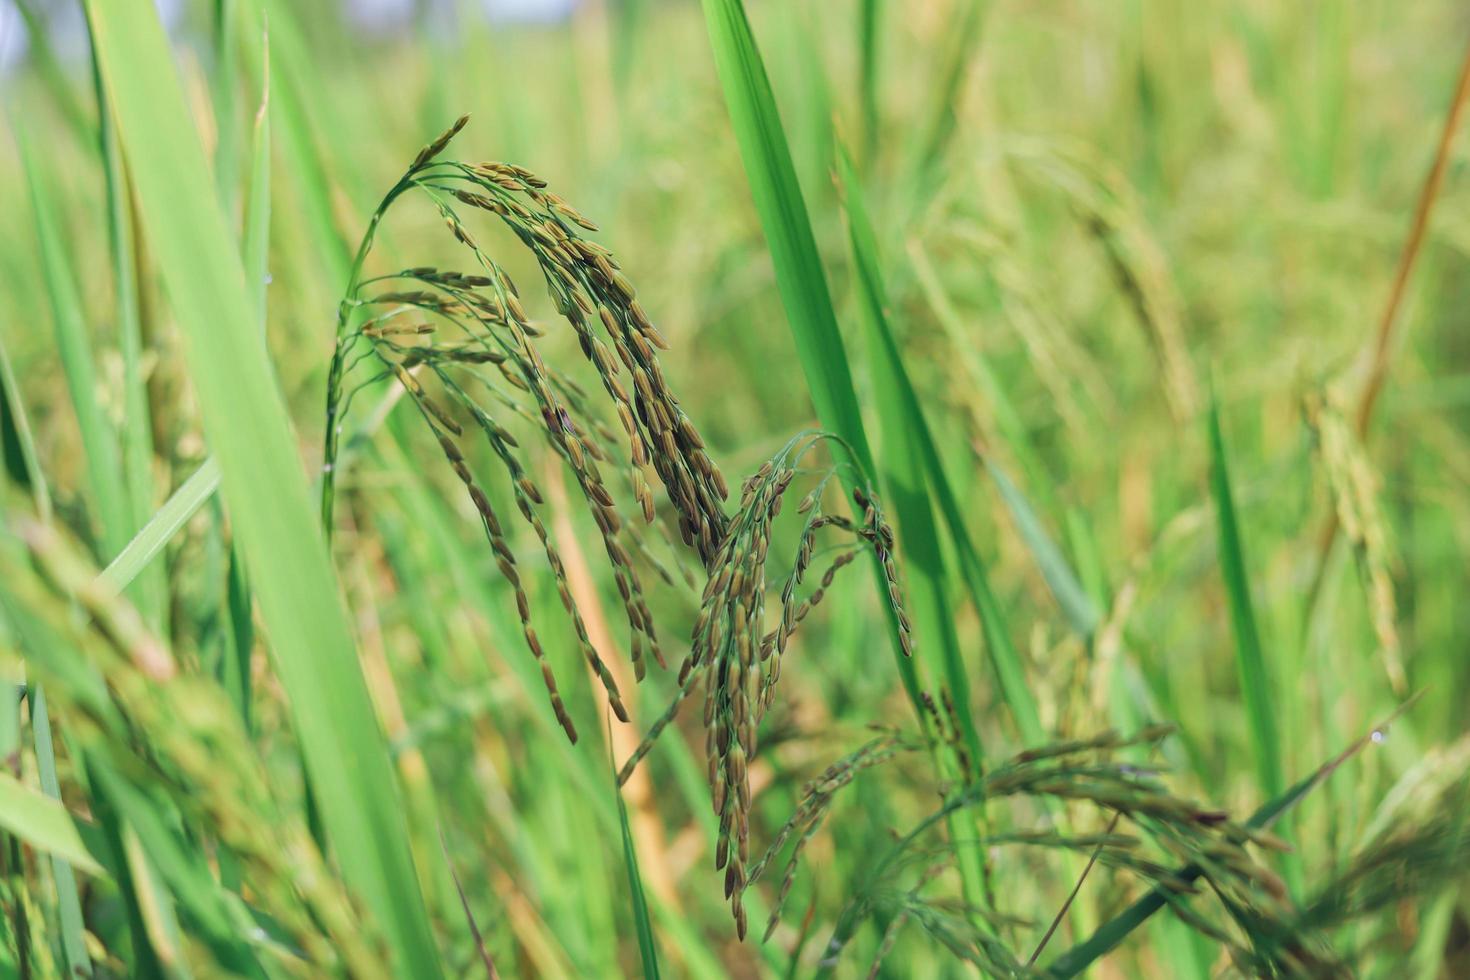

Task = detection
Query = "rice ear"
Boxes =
[323,121,729,739]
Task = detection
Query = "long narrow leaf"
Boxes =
[83,6,441,974]
[613,768,661,979]
[89,18,161,627]
[984,457,1100,639]
[697,0,873,471]
[243,25,271,329]
[17,126,130,557]
[858,0,881,163]
[0,764,104,880]
[836,152,1044,748]
[837,145,1001,923]
[1208,395,1284,801]
[696,0,920,709]
[29,689,93,977]
[0,333,47,517]
[101,459,221,592]
[838,147,981,765]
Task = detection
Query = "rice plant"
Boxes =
[1,0,1468,976]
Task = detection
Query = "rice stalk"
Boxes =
[1305,38,1470,610]
[320,120,930,944]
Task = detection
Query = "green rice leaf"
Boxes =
[0,333,47,517]
[17,124,130,558]
[0,768,104,879]
[88,17,162,627]
[101,459,221,592]
[838,146,981,764]
[613,763,661,979]
[858,0,881,163]
[29,689,93,978]
[1208,393,1283,800]
[696,0,920,709]
[837,150,1044,748]
[82,5,442,974]
[984,457,1100,639]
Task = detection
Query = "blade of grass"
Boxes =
[695,0,922,707]
[13,124,191,971]
[693,3,1009,939]
[29,688,93,978]
[212,0,241,210]
[982,456,1100,639]
[837,147,980,765]
[838,144,996,922]
[89,24,162,628]
[839,145,1110,944]
[837,153,1044,748]
[243,37,271,331]
[1208,393,1284,802]
[83,5,441,974]
[858,0,881,165]
[905,241,1066,744]
[16,123,130,558]
[97,768,258,976]
[0,764,104,879]
[100,458,221,591]
[612,746,661,980]
[1208,389,1305,902]
[0,333,88,973]
[219,11,269,735]
[237,0,353,283]
[0,333,47,517]
[0,694,39,980]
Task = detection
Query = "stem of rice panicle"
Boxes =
[320,173,430,540]
[321,115,472,536]
[321,181,409,537]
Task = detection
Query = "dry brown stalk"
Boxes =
[1309,39,1470,601]
[545,463,679,905]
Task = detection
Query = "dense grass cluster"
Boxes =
[1,0,1469,977]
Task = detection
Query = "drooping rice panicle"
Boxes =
[322,119,728,737]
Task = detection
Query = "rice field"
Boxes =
[1,0,1468,976]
